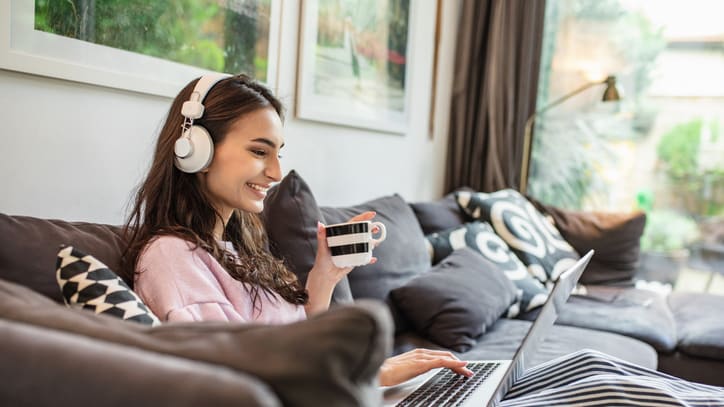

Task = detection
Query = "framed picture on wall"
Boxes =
[296,0,413,134]
[0,0,281,97]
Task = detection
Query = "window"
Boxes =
[531,0,724,293]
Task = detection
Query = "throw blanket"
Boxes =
[503,349,724,406]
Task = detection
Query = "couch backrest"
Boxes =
[0,213,126,303]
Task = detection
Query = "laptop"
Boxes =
[382,250,594,407]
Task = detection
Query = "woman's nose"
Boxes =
[266,156,282,182]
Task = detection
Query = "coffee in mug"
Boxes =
[325,220,387,267]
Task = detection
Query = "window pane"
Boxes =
[33,0,272,80]
[532,0,724,292]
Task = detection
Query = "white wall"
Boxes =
[0,1,459,224]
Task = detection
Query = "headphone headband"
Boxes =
[181,74,232,120]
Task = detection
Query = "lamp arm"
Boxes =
[519,79,604,194]
[533,80,602,117]
[519,114,536,195]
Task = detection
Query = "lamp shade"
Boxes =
[602,75,622,102]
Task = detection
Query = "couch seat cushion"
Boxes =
[394,318,658,370]
[669,292,724,360]
[521,285,677,352]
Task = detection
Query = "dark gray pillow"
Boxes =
[425,222,548,316]
[262,170,353,303]
[409,188,473,235]
[389,248,518,352]
[320,194,431,302]
[456,189,580,284]
[322,195,430,334]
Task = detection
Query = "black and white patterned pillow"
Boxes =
[56,246,160,326]
[425,221,549,316]
[456,189,580,284]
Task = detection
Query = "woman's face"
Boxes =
[201,107,284,218]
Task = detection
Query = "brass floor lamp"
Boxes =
[519,75,622,195]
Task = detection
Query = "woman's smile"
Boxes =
[246,182,270,198]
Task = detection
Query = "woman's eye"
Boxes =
[251,149,267,157]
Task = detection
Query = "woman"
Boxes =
[122,74,724,404]
[120,73,472,387]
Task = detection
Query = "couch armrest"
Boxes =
[0,318,279,406]
[0,278,392,407]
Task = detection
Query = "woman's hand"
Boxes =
[379,349,474,387]
[304,211,378,316]
[312,211,379,283]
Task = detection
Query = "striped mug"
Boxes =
[325,220,387,267]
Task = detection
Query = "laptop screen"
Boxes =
[490,250,593,404]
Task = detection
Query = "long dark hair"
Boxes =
[121,74,308,311]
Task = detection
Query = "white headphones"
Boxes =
[174,74,231,173]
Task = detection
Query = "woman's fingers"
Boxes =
[430,359,473,377]
[379,348,474,386]
[415,355,473,378]
[316,222,329,250]
[413,350,474,376]
[348,211,376,222]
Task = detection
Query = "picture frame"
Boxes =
[0,0,281,98]
[296,0,414,134]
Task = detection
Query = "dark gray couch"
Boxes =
[1,170,723,406]
[0,217,653,407]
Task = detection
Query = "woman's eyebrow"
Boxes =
[251,138,285,149]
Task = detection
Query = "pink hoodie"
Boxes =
[134,235,306,324]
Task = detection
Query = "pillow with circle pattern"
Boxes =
[425,221,549,316]
[455,189,580,285]
[56,245,160,326]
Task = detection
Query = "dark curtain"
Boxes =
[444,0,547,193]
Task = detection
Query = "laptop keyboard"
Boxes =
[396,362,501,406]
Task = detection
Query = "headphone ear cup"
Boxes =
[174,125,214,173]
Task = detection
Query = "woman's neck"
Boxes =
[214,210,233,241]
